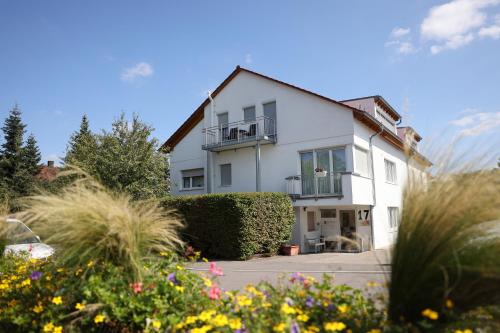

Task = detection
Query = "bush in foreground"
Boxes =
[163,192,295,260]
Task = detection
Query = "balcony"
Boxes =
[285,172,344,199]
[202,116,276,151]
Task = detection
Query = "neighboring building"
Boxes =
[37,160,60,182]
[162,66,430,253]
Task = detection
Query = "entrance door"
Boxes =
[339,210,356,251]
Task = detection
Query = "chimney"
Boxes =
[47,160,55,168]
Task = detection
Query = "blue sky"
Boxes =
[1,0,499,164]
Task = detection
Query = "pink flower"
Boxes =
[130,282,143,294]
[208,285,221,299]
[209,262,223,276]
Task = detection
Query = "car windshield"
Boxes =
[5,222,40,245]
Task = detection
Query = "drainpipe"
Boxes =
[207,92,215,193]
[368,123,383,250]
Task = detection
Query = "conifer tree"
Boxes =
[64,114,98,172]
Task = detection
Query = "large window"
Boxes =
[300,147,346,196]
[220,164,232,186]
[388,207,399,229]
[354,146,370,177]
[384,159,397,184]
[181,169,204,190]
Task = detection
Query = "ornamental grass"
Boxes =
[19,172,184,280]
[389,164,500,326]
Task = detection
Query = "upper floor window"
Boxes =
[220,164,232,186]
[384,159,397,184]
[182,168,204,190]
[217,112,228,127]
[243,106,256,123]
[388,207,400,230]
[354,146,370,177]
[300,147,346,196]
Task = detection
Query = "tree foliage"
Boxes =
[64,113,169,199]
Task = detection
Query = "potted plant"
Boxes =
[315,167,328,177]
[280,243,300,256]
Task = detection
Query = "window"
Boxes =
[307,211,316,232]
[300,148,346,196]
[263,101,277,135]
[181,169,204,190]
[385,159,397,183]
[217,112,228,126]
[388,207,399,229]
[354,146,370,177]
[243,106,256,123]
[320,209,336,218]
[220,164,232,186]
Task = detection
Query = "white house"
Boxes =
[162,66,430,253]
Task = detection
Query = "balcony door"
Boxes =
[300,148,346,196]
[300,152,314,195]
[217,112,229,142]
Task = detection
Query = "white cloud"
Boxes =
[391,27,411,38]
[479,24,500,38]
[245,53,253,64]
[421,0,500,54]
[450,110,500,136]
[121,62,154,82]
[398,42,417,54]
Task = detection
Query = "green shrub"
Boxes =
[163,192,295,260]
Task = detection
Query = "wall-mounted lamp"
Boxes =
[303,207,307,211]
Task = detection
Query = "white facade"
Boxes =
[167,68,428,253]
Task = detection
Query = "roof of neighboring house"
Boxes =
[161,66,430,166]
[37,165,60,182]
[340,95,401,121]
[397,126,423,142]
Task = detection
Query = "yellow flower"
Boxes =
[228,318,242,330]
[202,257,209,262]
[446,299,454,309]
[281,303,296,315]
[75,303,85,310]
[87,260,94,268]
[53,326,63,333]
[203,277,212,288]
[306,326,320,333]
[236,295,252,307]
[337,304,349,314]
[33,304,44,314]
[21,278,31,287]
[191,325,213,333]
[454,330,473,333]
[43,322,54,332]
[0,282,10,290]
[367,329,381,333]
[262,301,272,308]
[186,315,198,324]
[176,265,184,271]
[366,281,380,288]
[175,286,185,293]
[51,296,63,305]
[297,314,309,322]
[211,314,228,327]
[56,268,64,273]
[421,308,439,320]
[152,319,161,329]
[198,310,216,322]
[273,322,286,332]
[324,321,347,331]
[94,314,105,324]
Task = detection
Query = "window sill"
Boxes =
[219,185,232,188]
[352,173,372,180]
[180,187,204,192]
[385,181,398,185]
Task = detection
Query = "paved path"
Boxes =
[188,250,392,291]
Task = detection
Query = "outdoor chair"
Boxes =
[304,235,325,253]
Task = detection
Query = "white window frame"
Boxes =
[388,207,400,230]
[220,163,232,187]
[181,169,204,190]
[384,159,397,184]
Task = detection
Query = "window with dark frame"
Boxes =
[220,164,232,186]
[181,169,204,190]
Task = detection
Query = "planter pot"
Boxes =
[281,244,300,256]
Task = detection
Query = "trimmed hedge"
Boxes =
[162,192,295,260]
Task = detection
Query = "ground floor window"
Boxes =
[220,164,232,186]
[388,207,400,229]
[307,211,316,231]
[181,168,204,189]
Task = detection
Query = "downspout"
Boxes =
[368,122,383,250]
[207,92,215,193]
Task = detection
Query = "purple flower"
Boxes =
[290,272,305,283]
[291,321,300,333]
[305,296,314,308]
[167,272,178,285]
[29,271,42,281]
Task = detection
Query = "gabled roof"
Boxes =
[161,66,430,166]
[340,95,401,121]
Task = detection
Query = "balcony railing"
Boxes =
[285,172,343,199]
[202,116,276,151]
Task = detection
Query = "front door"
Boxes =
[339,210,356,251]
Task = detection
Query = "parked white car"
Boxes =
[2,218,54,259]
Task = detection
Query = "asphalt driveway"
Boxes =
[188,250,391,291]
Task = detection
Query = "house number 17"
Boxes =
[358,210,369,220]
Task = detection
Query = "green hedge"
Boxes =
[162,192,295,260]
